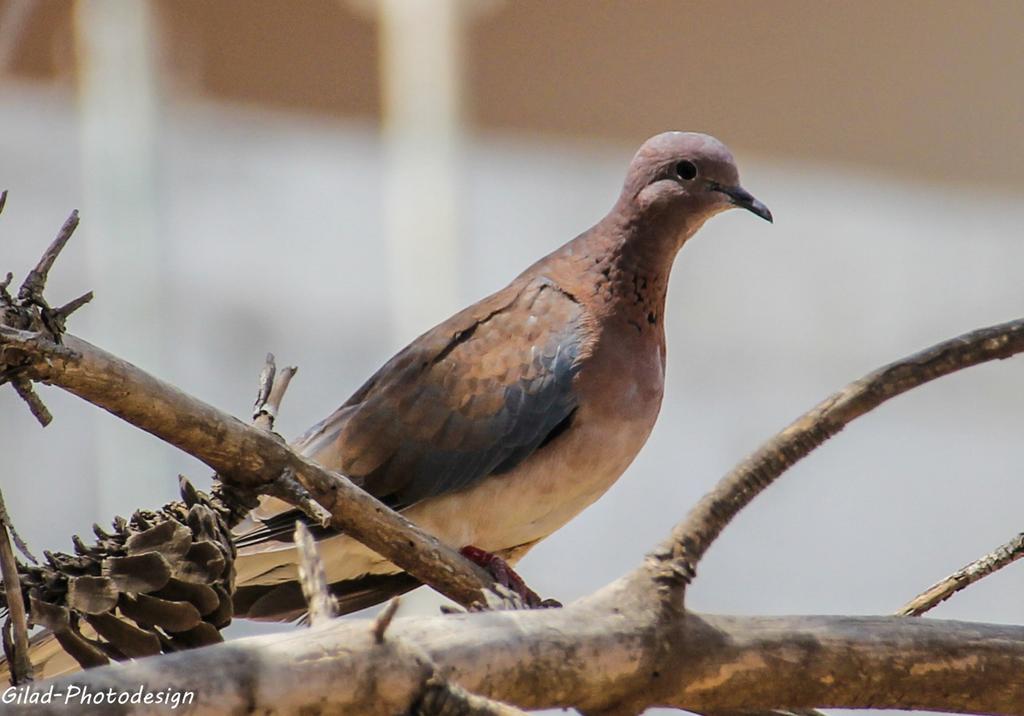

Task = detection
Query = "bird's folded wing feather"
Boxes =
[233,277,588,555]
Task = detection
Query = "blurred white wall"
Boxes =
[1,83,1023,712]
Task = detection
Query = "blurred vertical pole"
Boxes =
[73,0,167,518]
[376,0,465,342]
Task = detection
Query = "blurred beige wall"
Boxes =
[4,1,1022,187]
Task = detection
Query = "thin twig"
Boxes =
[294,521,337,626]
[268,365,296,420]
[52,290,94,322]
[266,467,332,527]
[252,352,297,433]
[0,489,33,684]
[17,210,80,307]
[652,317,1024,591]
[898,531,1024,617]
[249,356,328,522]
[11,377,51,427]
[0,272,12,304]
[252,353,276,430]
[372,597,402,643]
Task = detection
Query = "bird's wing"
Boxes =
[234,276,588,553]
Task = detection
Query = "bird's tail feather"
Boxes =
[233,571,421,622]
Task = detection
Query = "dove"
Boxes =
[5,131,772,680]
[230,131,772,619]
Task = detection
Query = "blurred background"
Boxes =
[1,1,1022,712]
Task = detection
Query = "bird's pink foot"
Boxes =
[459,545,560,609]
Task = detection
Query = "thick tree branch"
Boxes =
[647,318,1024,592]
[30,606,1024,715]
[668,614,1024,714]
[0,327,499,611]
[736,527,1024,716]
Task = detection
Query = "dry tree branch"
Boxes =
[898,531,1024,617]
[30,609,1024,715]
[0,489,32,685]
[0,221,502,614]
[0,328,498,609]
[647,317,1024,592]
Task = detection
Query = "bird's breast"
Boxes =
[403,331,665,556]
[309,319,667,584]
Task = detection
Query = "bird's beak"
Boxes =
[717,185,773,223]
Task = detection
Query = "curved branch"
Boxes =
[29,605,1024,715]
[647,318,1024,591]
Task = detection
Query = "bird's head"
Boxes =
[619,132,772,236]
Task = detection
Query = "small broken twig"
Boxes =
[12,377,51,427]
[231,353,323,524]
[372,597,401,643]
[252,352,297,433]
[898,531,1024,617]
[267,467,332,528]
[0,489,33,684]
[0,272,13,304]
[17,210,80,311]
[252,353,276,429]
[47,291,94,334]
[294,521,337,626]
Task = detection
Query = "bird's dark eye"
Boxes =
[675,160,698,181]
